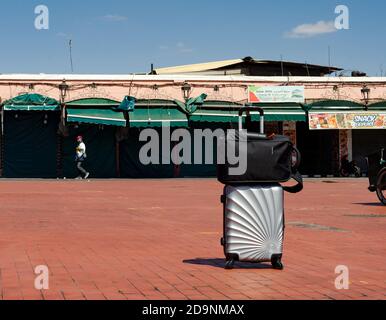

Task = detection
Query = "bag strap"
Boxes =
[283,171,304,194]
[291,147,301,172]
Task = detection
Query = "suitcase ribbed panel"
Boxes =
[225,185,284,262]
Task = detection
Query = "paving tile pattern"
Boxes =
[0,179,385,300]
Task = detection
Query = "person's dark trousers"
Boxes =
[76,161,87,178]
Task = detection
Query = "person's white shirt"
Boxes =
[76,142,86,158]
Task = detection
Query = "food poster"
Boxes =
[309,112,386,130]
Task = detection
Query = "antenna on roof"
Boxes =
[280,54,284,76]
[305,61,310,77]
[328,46,331,76]
[69,39,74,73]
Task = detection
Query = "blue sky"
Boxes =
[0,0,385,75]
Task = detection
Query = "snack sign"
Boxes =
[248,86,305,103]
[309,112,386,130]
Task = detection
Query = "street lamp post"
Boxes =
[58,80,70,134]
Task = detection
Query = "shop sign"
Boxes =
[309,112,386,130]
[248,86,305,103]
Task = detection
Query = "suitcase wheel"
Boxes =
[271,254,284,270]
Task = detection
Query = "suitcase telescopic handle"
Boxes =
[238,107,265,133]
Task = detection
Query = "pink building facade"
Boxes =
[0,74,385,178]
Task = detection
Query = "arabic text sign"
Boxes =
[248,86,305,103]
[309,112,386,130]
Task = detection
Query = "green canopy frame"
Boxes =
[3,93,60,111]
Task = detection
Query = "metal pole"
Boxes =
[260,115,264,134]
[69,40,74,73]
[116,139,120,178]
[239,116,243,132]
[328,46,331,75]
[280,55,284,77]
[0,103,3,177]
[0,103,3,136]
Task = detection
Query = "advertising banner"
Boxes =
[248,86,305,103]
[309,112,386,130]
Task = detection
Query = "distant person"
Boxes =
[75,136,90,179]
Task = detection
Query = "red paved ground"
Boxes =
[0,178,385,300]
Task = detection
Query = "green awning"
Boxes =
[66,98,125,127]
[129,107,188,127]
[252,109,306,121]
[67,108,126,127]
[250,103,306,121]
[189,105,306,122]
[368,102,386,111]
[66,98,120,107]
[3,93,60,111]
[307,100,365,112]
[189,109,241,123]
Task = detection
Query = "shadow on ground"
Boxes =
[353,202,385,207]
[183,258,273,270]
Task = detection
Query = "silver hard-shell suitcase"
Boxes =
[219,107,285,270]
[221,184,285,270]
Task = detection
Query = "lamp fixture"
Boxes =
[361,85,371,109]
[181,82,192,100]
[59,80,69,102]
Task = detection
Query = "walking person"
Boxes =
[75,135,90,179]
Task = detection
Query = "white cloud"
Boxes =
[56,32,69,38]
[179,48,194,53]
[176,42,194,53]
[100,14,128,22]
[159,42,194,53]
[285,20,337,38]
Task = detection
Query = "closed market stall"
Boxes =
[120,100,188,178]
[306,100,386,176]
[63,98,126,178]
[181,100,243,178]
[1,94,60,178]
